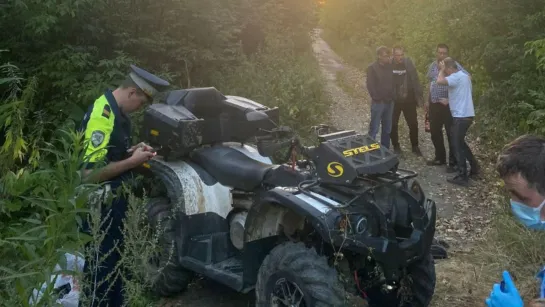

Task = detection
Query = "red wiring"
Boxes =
[354,270,368,299]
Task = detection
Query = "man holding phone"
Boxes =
[79,64,169,307]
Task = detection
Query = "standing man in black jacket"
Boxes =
[366,46,395,149]
[390,46,424,156]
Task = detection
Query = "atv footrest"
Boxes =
[180,256,245,292]
[187,232,236,264]
[213,257,243,274]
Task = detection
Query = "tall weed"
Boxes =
[0,129,97,306]
[212,47,330,137]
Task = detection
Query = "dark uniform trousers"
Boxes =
[429,101,456,166]
[81,193,128,307]
[78,90,133,307]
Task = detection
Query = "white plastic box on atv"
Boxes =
[139,87,437,307]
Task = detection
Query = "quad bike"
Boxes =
[139,87,437,307]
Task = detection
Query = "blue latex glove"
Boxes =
[485,271,523,307]
[536,266,545,298]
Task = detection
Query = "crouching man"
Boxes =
[486,135,545,307]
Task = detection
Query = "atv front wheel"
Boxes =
[145,197,193,297]
[403,252,436,307]
[255,241,345,307]
[366,252,436,307]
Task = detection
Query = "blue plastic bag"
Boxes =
[536,266,545,299]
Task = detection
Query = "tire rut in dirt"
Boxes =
[146,197,193,297]
[255,241,345,307]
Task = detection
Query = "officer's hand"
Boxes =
[129,147,155,166]
[127,142,153,153]
[485,271,523,307]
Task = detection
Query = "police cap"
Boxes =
[129,65,170,98]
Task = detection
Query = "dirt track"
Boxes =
[161,28,487,307]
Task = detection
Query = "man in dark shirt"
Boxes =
[366,46,395,149]
[390,46,423,156]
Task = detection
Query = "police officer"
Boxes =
[79,65,169,307]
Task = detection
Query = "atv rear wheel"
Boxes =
[255,241,346,307]
[145,197,193,297]
[366,252,436,307]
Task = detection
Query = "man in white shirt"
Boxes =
[436,57,480,186]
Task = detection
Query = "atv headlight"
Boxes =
[355,216,368,234]
[409,180,423,202]
[336,215,368,235]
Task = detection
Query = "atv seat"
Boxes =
[191,146,274,191]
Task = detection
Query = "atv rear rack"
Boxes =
[297,168,418,209]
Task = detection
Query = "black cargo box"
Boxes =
[142,87,280,159]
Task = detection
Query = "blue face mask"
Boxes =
[511,198,545,230]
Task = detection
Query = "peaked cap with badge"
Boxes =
[128,64,170,99]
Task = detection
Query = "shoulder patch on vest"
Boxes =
[102,104,111,119]
[91,130,106,147]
